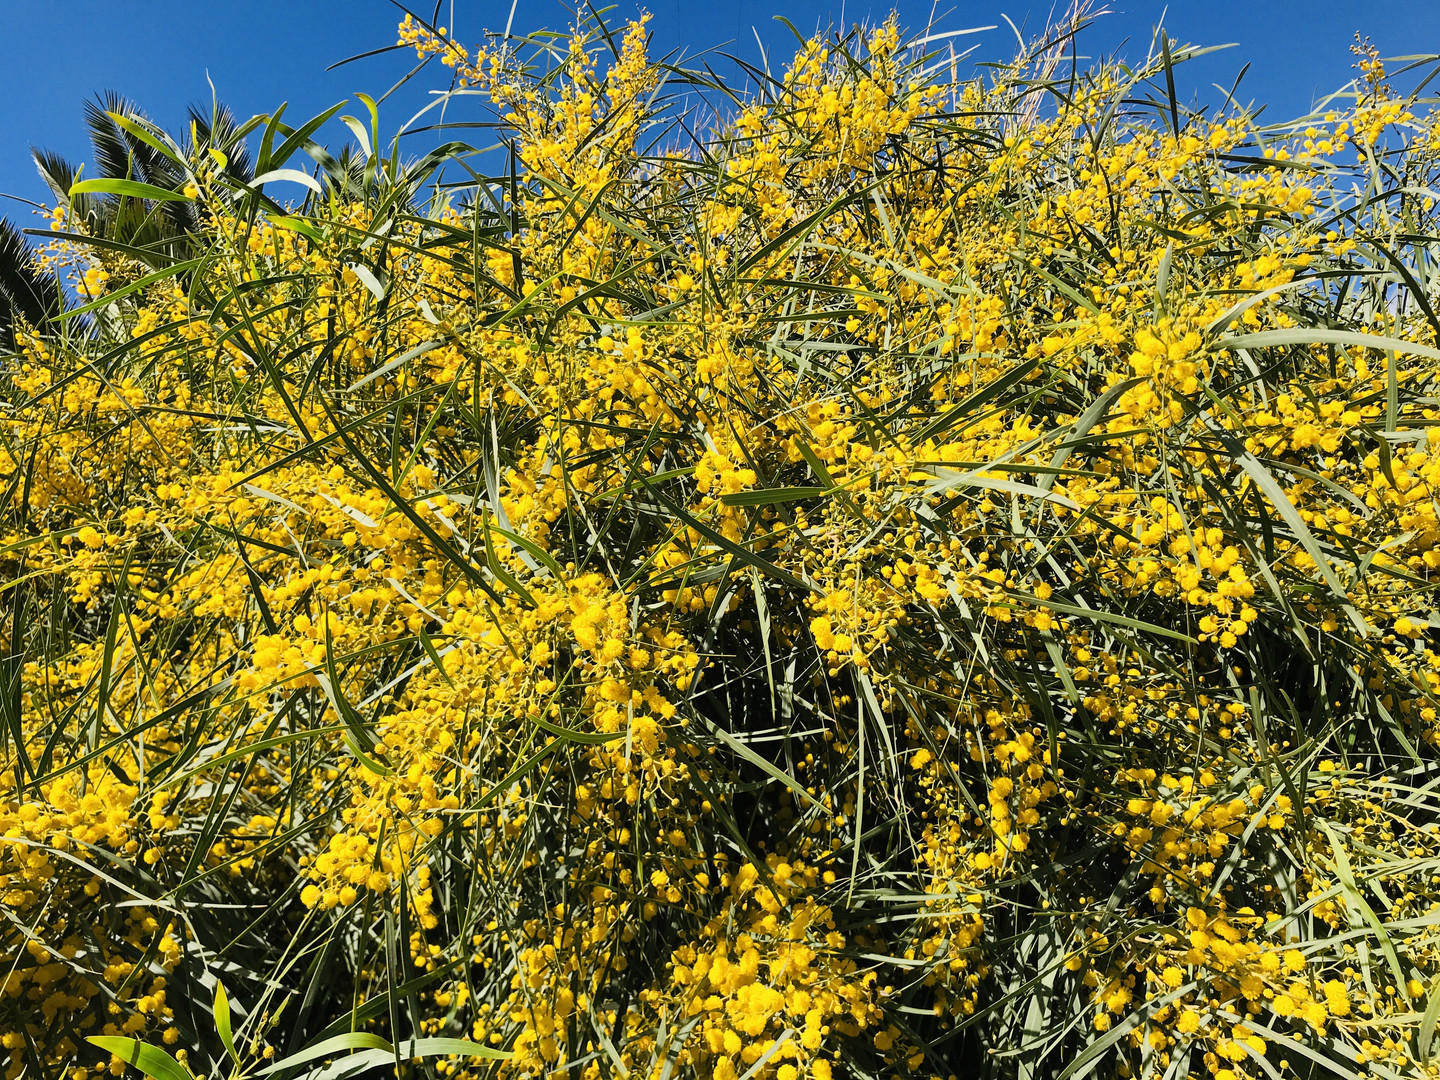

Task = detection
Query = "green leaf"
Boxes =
[718,486,828,507]
[269,214,324,243]
[1040,376,1147,490]
[487,522,566,580]
[69,178,190,203]
[479,514,537,606]
[58,258,206,322]
[154,725,347,790]
[921,468,1081,511]
[340,116,372,160]
[1229,445,1369,634]
[106,112,187,170]
[346,340,441,392]
[355,93,382,161]
[737,1029,794,1080]
[792,439,837,489]
[315,626,391,777]
[257,1033,392,1076]
[86,1039,192,1080]
[1216,327,1440,363]
[688,705,830,816]
[529,712,627,745]
[1320,822,1409,996]
[347,263,386,301]
[912,356,1039,444]
[1203,277,1314,334]
[263,101,347,173]
[1003,592,1198,644]
[250,168,324,195]
[271,1039,510,1080]
[417,625,453,686]
[638,478,817,595]
[1420,978,1440,1061]
[400,1037,511,1061]
[215,981,239,1065]
[1055,984,1196,1080]
[735,182,877,276]
[477,739,563,806]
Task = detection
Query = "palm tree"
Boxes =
[0,93,258,349]
[0,218,63,351]
[30,91,255,262]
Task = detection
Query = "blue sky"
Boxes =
[1,0,1437,225]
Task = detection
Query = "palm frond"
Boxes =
[0,217,63,349]
[82,90,143,182]
[187,101,254,183]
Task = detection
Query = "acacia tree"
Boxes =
[3,12,1440,1080]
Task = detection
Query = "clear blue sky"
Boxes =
[1,1,1437,224]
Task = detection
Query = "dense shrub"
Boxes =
[4,10,1440,1080]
